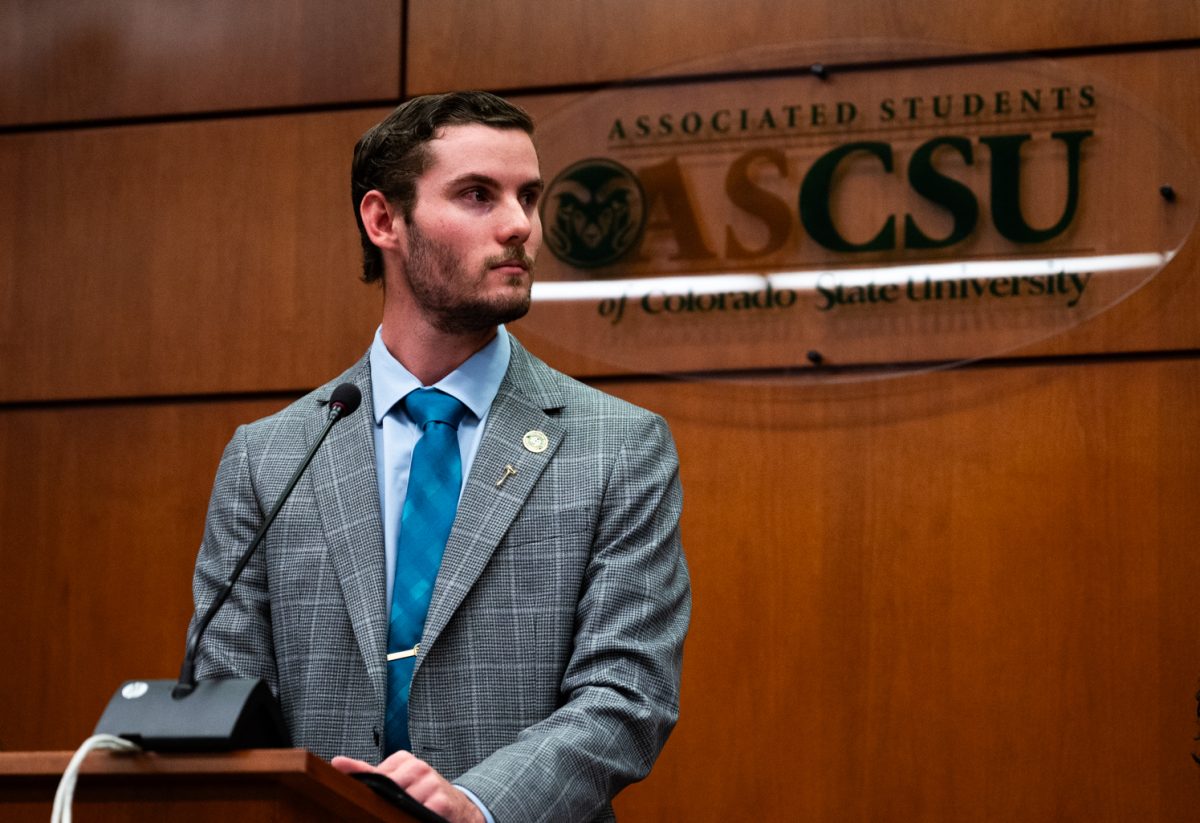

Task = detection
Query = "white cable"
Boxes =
[50,734,142,823]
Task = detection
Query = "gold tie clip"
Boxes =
[386,644,419,662]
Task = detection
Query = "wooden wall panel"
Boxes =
[0,109,392,403]
[601,358,1200,822]
[0,395,286,751]
[3,48,1198,404]
[407,0,1200,94]
[1032,49,1200,358]
[0,1,402,127]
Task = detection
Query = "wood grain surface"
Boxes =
[407,0,1200,94]
[0,0,402,126]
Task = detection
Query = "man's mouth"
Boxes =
[487,249,534,277]
[490,259,529,272]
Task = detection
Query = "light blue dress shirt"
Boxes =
[369,325,511,608]
[368,325,509,823]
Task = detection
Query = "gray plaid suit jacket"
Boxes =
[190,337,690,822]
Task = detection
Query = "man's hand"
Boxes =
[332,752,485,823]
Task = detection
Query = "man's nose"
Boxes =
[496,196,534,245]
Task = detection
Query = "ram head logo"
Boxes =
[543,159,646,269]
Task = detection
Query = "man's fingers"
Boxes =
[332,751,482,823]
[399,768,444,803]
[330,755,375,774]
[385,754,437,791]
[376,749,416,772]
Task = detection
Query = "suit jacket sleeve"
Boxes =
[453,410,690,822]
[189,423,280,689]
[187,367,389,762]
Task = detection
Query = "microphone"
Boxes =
[93,382,362,751]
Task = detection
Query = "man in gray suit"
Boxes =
[190,92,690,822]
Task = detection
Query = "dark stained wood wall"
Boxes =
[2,2,1198,820]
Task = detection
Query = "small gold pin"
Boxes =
[496,464,517,487]
[386,644,419,662]
[523,430,549,453]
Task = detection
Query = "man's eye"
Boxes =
[520,190,541,207]
[464,188,489,203]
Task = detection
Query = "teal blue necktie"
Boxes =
[385,388,467,754]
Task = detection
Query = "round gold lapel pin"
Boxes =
[522,430,549,453]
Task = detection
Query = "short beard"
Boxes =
[403,223,533,335]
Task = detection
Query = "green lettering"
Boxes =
[904,136,979,250]
[982,130,1092,243]
[800,142,896,252]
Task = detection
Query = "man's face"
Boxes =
[399,124,544,335]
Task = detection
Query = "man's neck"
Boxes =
[379,312,497,387]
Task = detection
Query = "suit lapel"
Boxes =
[305,356,389,706]
[418,341,564,664]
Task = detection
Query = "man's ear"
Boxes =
[359,190,406,254]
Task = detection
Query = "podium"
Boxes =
[0,748,419,822]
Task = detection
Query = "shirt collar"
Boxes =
[369,325,511,425]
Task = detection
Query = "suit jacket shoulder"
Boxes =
[503,335,666,429]
[236,355,373,461]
